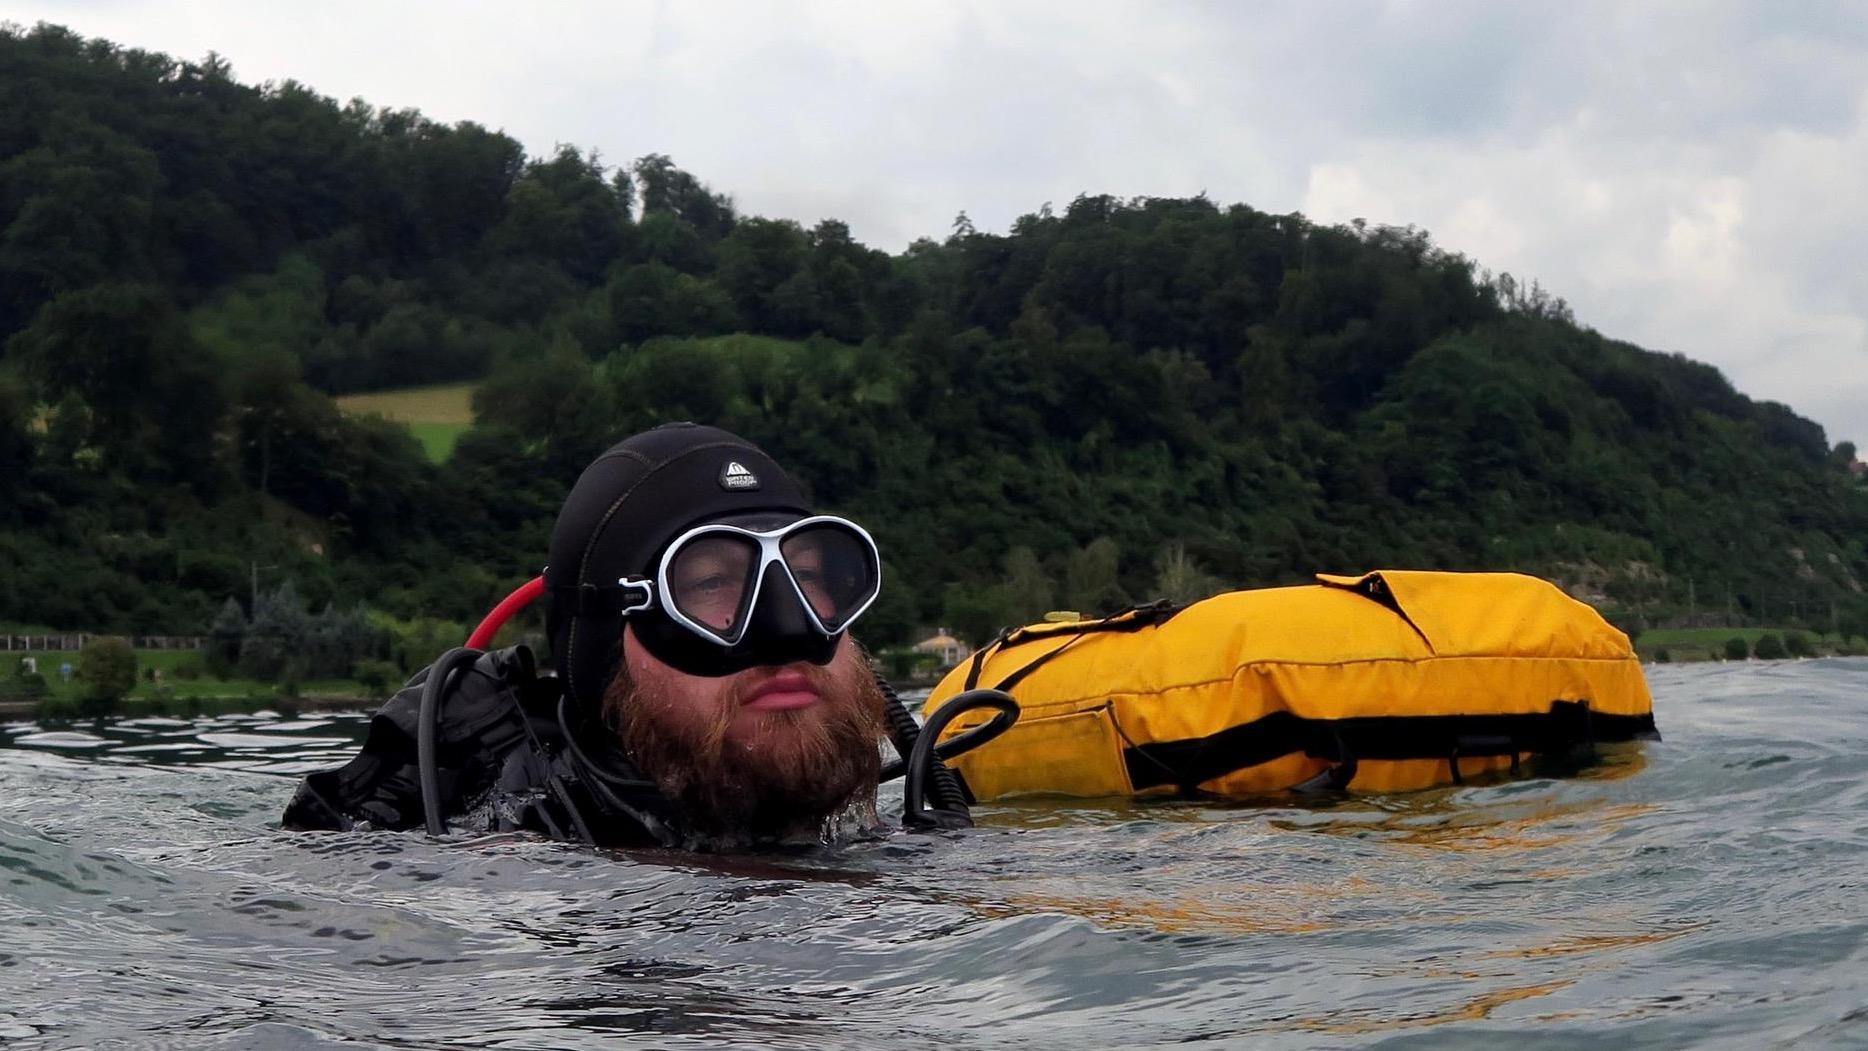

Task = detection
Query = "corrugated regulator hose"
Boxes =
[874,670,1020,829]
[418,647,485,836]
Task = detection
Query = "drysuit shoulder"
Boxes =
[281,645,544,832]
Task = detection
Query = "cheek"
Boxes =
[623,634,733,724]
[828,637,869,691]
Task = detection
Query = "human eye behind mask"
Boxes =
[777,522,878,632]
[667,536,755,635]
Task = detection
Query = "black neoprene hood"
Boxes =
[545,423,810,710]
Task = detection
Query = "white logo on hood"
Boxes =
[719,461,760,491]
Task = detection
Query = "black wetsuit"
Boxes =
[281,646,676,847]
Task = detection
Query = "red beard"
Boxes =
[603,653,887,846]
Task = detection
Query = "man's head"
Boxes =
[546,423,887,844]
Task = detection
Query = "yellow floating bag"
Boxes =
[923,571,1657,800]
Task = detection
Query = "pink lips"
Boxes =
[742,672,821,712]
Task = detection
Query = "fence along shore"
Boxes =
[3,635,206,652]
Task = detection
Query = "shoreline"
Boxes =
[0,694,380,721]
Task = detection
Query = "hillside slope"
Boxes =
[1,24,1863,643]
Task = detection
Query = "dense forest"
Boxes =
[2,23,1865,651]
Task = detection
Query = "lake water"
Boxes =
[2,659,1865,1049]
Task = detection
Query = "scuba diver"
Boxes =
[281,422,1014,850]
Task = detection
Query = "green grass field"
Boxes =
[4,648,376,716]
[334,381,477,462]
[405,421,469,461]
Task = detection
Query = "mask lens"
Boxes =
[780,523,879,631]
[666,535,758,638]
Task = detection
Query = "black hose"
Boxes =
[418,647,484,837]
[873,671,970,813]
[875,674,925,776]
[902,689,1020,830]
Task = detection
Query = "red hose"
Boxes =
[466,575,547,649]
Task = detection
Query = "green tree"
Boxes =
[1065,537,1127,615]
[227,350,309,497]
[856,559,919,649]
[1001,546,1055,624]
[1151,541,1222,605]
[5,283,217,470]
[0,370,37,518]
[241,582,312,681]
[941,583,1013,650]
[207,597,246,676]
[472,339,614,476]
[633,153,736,240]
[484,145,631,284]
[606,263,738,344]
[0,117,161,329]
[78,636,136,707]
[716,217,811,331]
[308,603,383,679]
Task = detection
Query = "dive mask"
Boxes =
[614,515,881,677]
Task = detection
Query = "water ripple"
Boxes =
[1,660,1866,1048]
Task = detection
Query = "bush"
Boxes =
[78,637,137,706]
[204,647,237,679]
[36,695,78,719]
[1723,637,1750,661]
[387,617,469,675]
[308,603,387,679]
[875,647,940,682]
[0,673,47,700]
[1783,633,1814,658]
[352,658,403,698]
[1654,648,1671,664]
[1753,633,1787,660]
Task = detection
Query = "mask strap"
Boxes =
[550,581,653,617]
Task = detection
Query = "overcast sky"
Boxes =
[14,1,1866,448]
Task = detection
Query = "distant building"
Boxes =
[1851,458,1867,481]
[912,629,968,668]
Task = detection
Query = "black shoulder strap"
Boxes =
[963,627,1012,690]
[974,599,1187,695]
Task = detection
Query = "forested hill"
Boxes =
[2,23,1865,645]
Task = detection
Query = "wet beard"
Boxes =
[605,658,886,850]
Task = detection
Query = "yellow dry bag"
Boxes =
[923,570,1657,800]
